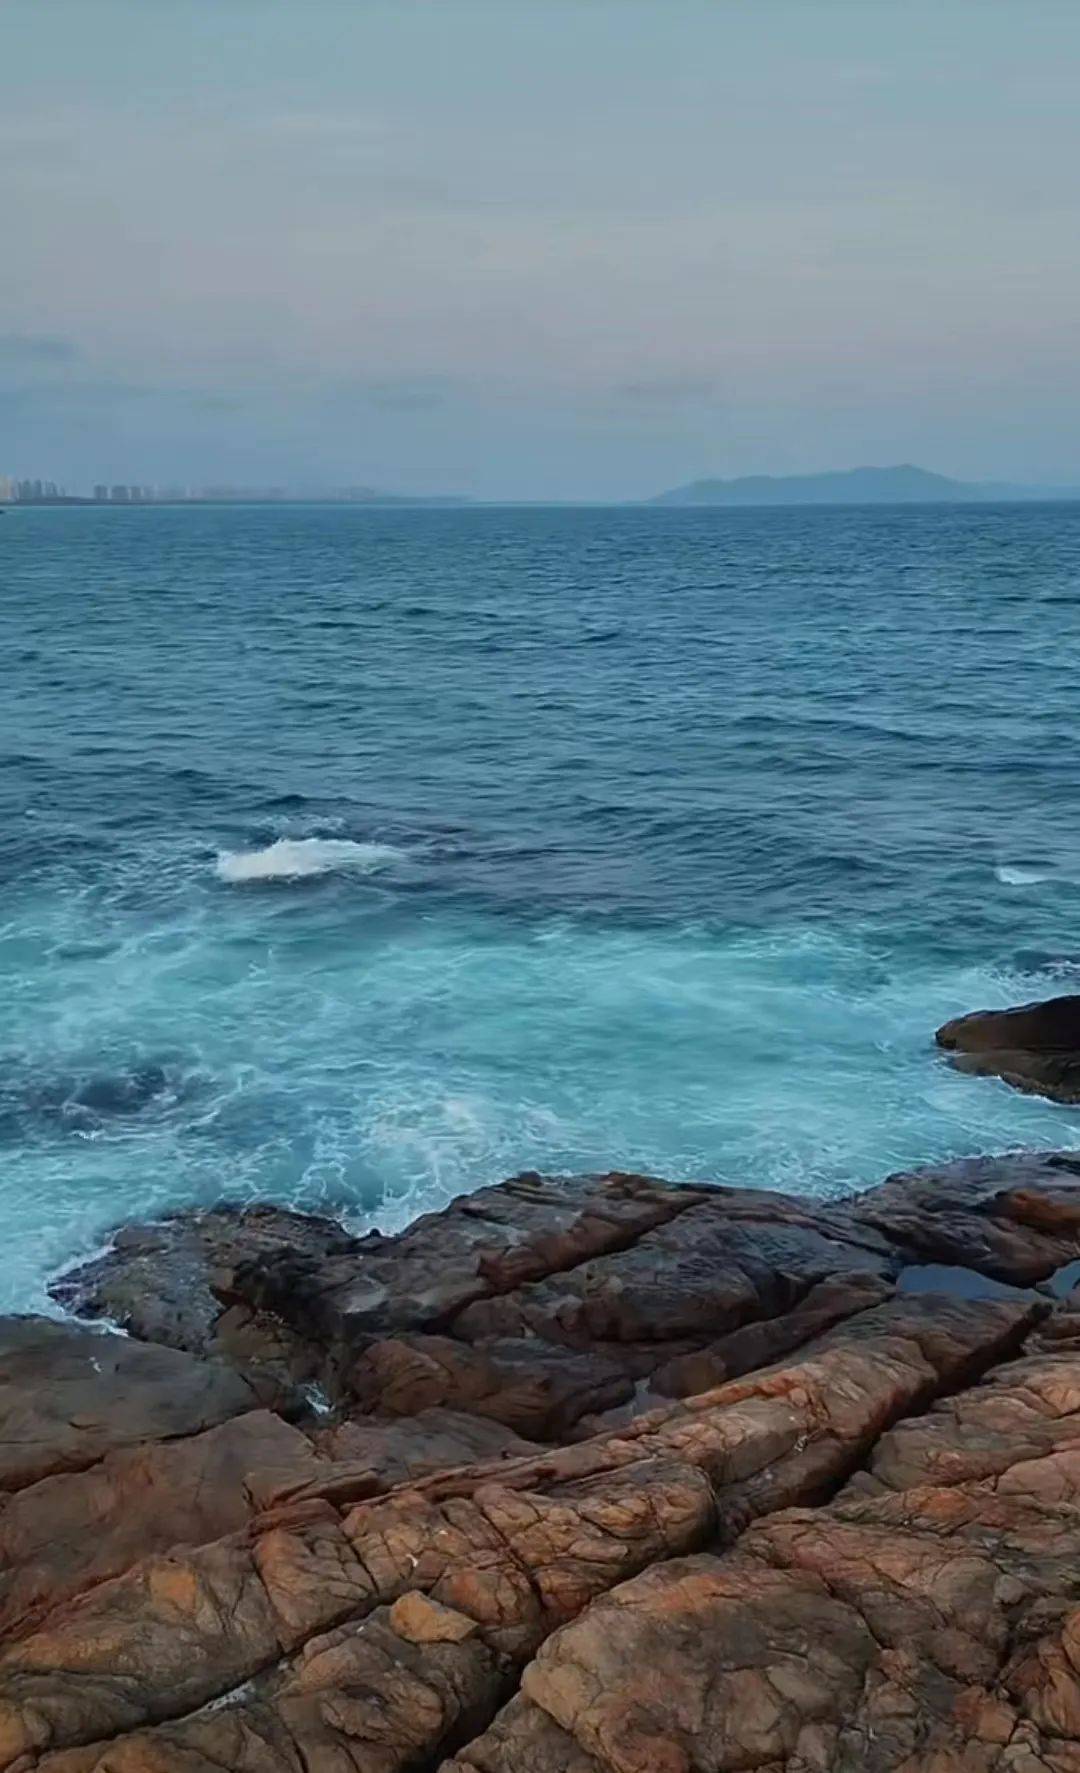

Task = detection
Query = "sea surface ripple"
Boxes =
[3,500,1080,1309]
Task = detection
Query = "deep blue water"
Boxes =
[4,500,1080,1310]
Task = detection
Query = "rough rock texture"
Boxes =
[6,1157,1080,1767]
[938,993,1080,1102]
[452,1347,1080,1771]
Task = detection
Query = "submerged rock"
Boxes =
[6,1156,1080,1767]
[937,992,1080,1101]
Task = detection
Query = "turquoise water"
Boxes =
[4,500,1080,1310]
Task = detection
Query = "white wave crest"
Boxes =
[995,863,1052,886]
[216,838,404,883]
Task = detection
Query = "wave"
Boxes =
[996,863,1052,886]
[216,837,405,883]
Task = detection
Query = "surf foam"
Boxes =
[216,838,404,883]
[996,864,1052,886]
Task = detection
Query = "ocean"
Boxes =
[4,499,1080,1312]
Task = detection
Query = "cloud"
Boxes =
[0,334,78,366]
[366,378,449,412]
[611,376,721,409]
[189,393,247,414]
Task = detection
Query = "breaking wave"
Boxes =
[216,837,405,883]
[996,864,1051,886]
[994,862,1066,887]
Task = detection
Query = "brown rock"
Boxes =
[390,1591,479,1644]
[398,1292,1039,1523]
[342,1458,717,1660]
[651,1271,893,1397]
[937,994,1080,1102]
[451,1190,897,1350]
[49,1205,357,1401]
[853,1150,1080,1280]
[847,1343,1080,1498]
[0,1409,319,1639]
[348,1335,634,1439]
[231,1170,712,1352]
[444,1693,605,1773]
[37,1607,508,1773]
[0,1501,377,1762]
[449,1552,873,1773]
[0,1316,258,1492]
[453,1368,1080,1771]
[312,1406,540,1482]
[9,1160,1080,1771]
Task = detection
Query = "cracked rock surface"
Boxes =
[3,1156,1080,1767]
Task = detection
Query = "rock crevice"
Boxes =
[6,1155,1080,1767]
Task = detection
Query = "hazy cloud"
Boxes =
[3,0,1080,497]
[613,378,722,409]
[0,334,78,366]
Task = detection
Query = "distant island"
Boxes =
[649,463,1080,507]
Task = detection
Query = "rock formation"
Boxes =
[937,992,1080,1101]
[4,1155,1080,1767]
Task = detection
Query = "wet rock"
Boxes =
[451,1189,897,1351]
[852,1150,1080,1281]
[231,1171,713,1352]
[50,1205,357,1401]
[0,1062,197,1146]
[937,993,1080,1101]
[939,993,1080,1053]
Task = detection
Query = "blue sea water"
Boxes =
[4,499,1080,1311]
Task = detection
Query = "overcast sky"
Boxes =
[3,0,1080,498]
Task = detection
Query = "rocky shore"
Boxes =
[937,991,1080,1103]
[4,1144,1080,1768]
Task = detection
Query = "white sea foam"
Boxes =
[996,864,1052,886]
[216,837,404,883]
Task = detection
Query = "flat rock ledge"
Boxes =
[5,1154,1080,1768]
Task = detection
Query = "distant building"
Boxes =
[110,485,130,503]
[93,485,108,502]
[0,477,13,503]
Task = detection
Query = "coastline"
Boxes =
[6,1147,1080,1767]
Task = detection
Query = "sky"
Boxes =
[3,0,1080,500]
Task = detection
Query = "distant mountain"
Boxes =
[649,464,1080,507]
